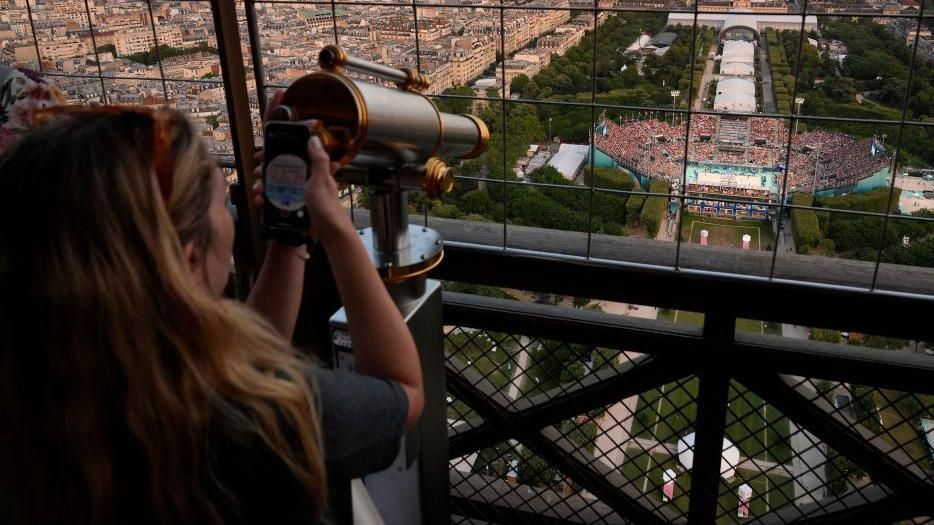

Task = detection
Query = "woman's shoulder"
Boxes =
[311,367,409,479]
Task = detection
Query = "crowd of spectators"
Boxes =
[786,130,889,192]
[594,115,889,194]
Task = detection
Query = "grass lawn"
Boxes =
[518,340,562,398]
[618,449,794,523]
[737,319,783,335]
[680,214,776,252]
[444,329,519,420]
[632,379,792,463]
[661,311,783,337]
[633,378,699,444]
[657,308,705,326]
[875,390,934,472]
[763,321,782,336]
[736,318,763,334]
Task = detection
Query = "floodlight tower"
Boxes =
[671,89,681,125]
[794,96,805,135]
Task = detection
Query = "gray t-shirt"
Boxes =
[210,367,409,524]
[313,367,409,480]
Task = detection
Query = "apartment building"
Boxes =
[450,37,496,86]
[39,37,88,62]
[114,25,183,56]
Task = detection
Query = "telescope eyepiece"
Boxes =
[319,45,347,71]
[269,104,297,122]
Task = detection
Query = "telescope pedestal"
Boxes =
[328,187,449,524]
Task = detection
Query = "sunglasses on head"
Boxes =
[34,105,184,203]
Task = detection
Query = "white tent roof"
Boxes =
[722,40,754,64]
[677,432,740,480]
[714,94,756,113]
[717,77,755,96]
[547,143,589,180]
[714,77,756,113]
[720,63,754,76]
[626,34,651,53]
[665,12,819,33]
[722,13,760,36]
[738,483,753,499]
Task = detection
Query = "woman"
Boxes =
[0,103,423,524]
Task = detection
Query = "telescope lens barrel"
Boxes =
[278,72,489,170]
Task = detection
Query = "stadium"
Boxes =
[592,114,889,249]
[588,10,892,252]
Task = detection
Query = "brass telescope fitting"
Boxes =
[270,46,492,283]
[423,158,454,198]
[320,45,431,92]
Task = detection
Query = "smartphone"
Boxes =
[263,121,311,235]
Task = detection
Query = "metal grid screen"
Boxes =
[441,290,934,524]
[5,0,934,294]
[235,0,934,295]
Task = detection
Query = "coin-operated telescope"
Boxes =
[270,46,489,524]
[271,44,489,283]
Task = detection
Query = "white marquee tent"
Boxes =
[720,40,755,77]
[677,432,741,480]
[714,77,756,113]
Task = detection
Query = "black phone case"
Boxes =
[263,122,312,233]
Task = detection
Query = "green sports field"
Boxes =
[680,215,776,252]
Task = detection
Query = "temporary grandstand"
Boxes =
[717,118,748,150]
[714,77,756,113]
[591,116,888,197]
[684,163,779,219]
[719,40,755,77]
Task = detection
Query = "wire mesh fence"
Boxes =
[442,303,934,524]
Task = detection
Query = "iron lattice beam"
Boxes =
[755,485,919,524]
[686,313,734,525]
[735,372,934,516]
[430,240,934,341]
[444,292,934,396]
[446,359,676,525]
[450,470,628,525]
[448,354,695,458]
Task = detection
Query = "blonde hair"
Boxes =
[0,110,325,523]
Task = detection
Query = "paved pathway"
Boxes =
[780,324,829,505]
[789,420,827,505]
[507,336,534,401]
[759,33,776,114]
[694,44,718,111]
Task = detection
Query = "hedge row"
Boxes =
[816,188,901,214]
[791,192,821,250]
[640,178,670,238]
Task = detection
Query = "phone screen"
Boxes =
[263,122,311,232]
[266,153,307,212]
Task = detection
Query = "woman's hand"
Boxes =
[251,135,347,241]
[303,137,349,241]
[250,90,349,241]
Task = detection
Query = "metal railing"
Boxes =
[432,240,934,524]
